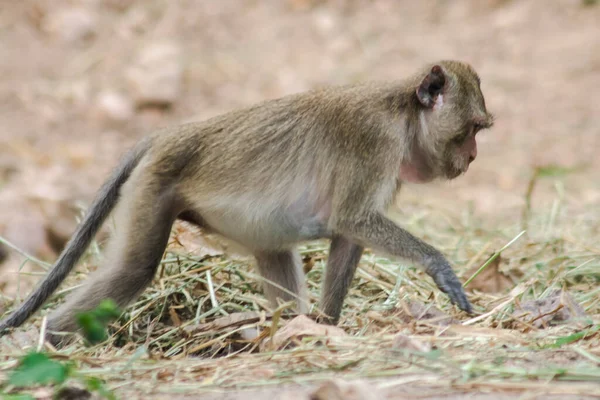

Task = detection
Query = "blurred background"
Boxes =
[0,0,598,297]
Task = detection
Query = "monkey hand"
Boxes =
[426,262,473,314]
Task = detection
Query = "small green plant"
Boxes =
[2,395,36,400]
[8,352,71,388]
[0,300,121,399]
[76,299,122,345]
[1,351,115,399]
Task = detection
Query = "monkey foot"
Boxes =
[429,267,473,314]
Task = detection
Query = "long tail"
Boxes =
[0,137,152,334]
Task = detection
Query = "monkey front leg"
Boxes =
[319,236,364,324]
[335,212,472,314]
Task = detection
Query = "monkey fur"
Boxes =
[0,60,493,345]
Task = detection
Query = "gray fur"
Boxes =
[0,60,493,343]
[320,236,365,324]
[255,250,309,314]
[0,137,152,334]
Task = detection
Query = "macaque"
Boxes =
[0,60,493,345]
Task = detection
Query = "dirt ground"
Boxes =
[1,1,600,399]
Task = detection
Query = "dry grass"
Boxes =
[0,1,599,398]
[1,186,600,399]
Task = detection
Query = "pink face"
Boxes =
[399,126,479,184]
[404,63,493,184]
[461,132,478,166]
[449,125,480,179]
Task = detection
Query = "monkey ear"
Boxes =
[416,65,446,108]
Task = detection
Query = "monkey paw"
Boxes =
[427,265,473,314]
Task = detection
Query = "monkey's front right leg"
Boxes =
[334,212,473,314]
[319,236,364,324]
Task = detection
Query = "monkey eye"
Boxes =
[472,122,484,135]
[452,131,469,145]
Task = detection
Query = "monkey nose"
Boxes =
[468,148,477,163]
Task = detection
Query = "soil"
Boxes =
[0,1,599,399]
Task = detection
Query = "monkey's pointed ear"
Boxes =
[416,65,446,108]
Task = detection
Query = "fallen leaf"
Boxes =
[172,222,225,257]
[391,333,432,352]
[169,307,182,327]
[465,253,514,293]
[512,289,589,329]
[395,300,456,326]
[261,315,347,351]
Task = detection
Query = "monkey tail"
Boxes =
[0,137,152,334]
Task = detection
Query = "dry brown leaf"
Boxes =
[391,333,432,352]
[394,300,457,326]
[172,222,226,257]
[310,380,384,400]
[168,306,182,327]
[260,315,347,352]
[512,289,589,329]
[465,253,514,293]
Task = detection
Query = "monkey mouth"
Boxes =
[446,165,465,180]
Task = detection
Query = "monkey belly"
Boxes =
[193,206,329,251]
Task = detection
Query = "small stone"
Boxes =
[125,42,183,108]
[95,91,134,121]
[43,8,96,44]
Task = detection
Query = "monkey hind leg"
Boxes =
[254,249,309,314]
[319,235,364,325]
[47,180,179,343]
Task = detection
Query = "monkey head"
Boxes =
[402,60,494,183]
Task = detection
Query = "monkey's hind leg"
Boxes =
[319,235,364,325]
[47,179,179,342]
[254,250,309,314]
